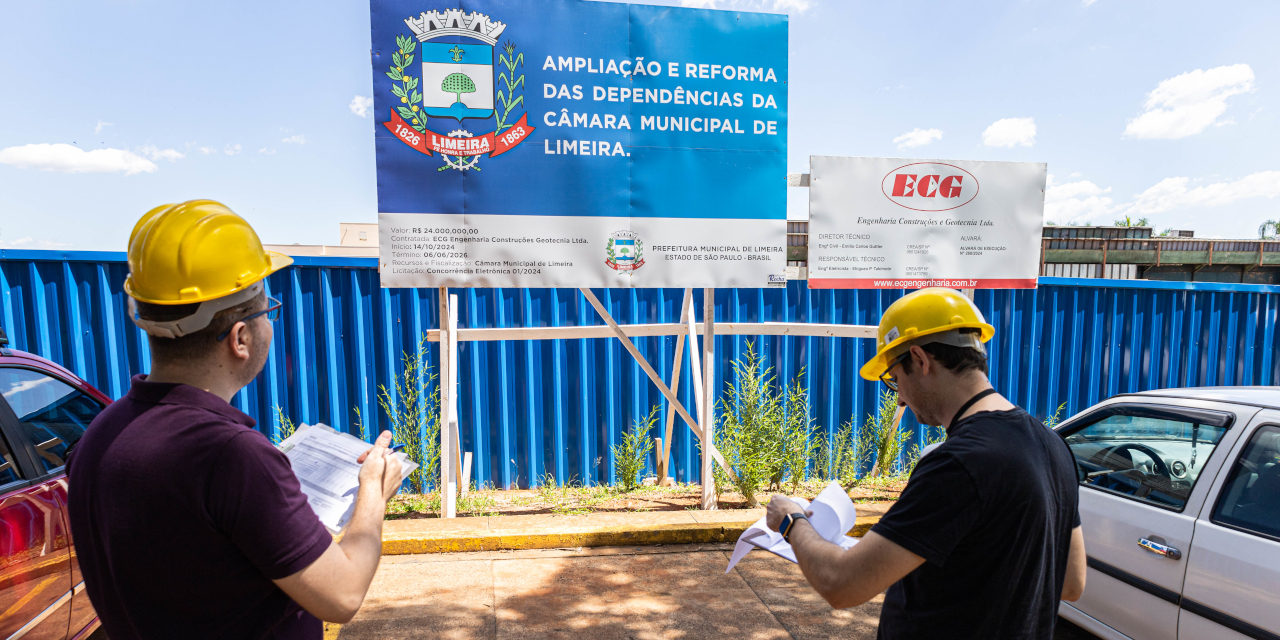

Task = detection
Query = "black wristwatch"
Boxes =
[779,512,809,543]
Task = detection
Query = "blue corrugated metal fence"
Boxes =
[3,249,1278,488]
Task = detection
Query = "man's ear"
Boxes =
[225,321,253,361]
[910,345,931,376]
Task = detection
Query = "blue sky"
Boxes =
[1,0,1277,250]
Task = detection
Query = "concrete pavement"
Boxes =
[331,542,1101,639]
[333,543,883,639]
[329,503,1098,638]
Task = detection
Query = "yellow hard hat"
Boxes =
[124,200,292,305]
[859,288,995,381]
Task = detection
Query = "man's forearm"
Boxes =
[341,482,387,562]
[788,521,854,601]
[788,522,926,609]
[274,483,390,623]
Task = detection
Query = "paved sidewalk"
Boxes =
[332,543,883,639]
[330,543,1101,640]
[380,504,891,555]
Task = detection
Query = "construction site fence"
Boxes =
[3,250,1279,489]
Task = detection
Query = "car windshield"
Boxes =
[1064,414,1227,510]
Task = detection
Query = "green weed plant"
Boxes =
[613,405,659,492]
[270,406,298,445]
[774,373,817,493]
[710,342,813,507]
[357,335,441,495]
[901,425,947,478]
[1044,402,1069,429]
[860,389,910,479]
[815,417,861,488]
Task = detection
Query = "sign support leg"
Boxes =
[438,287,456,518]
[701,287,718,511]
[448,294,463,503]
[685,295,705,445]
[659,288,692,485]
[461,451,472,497]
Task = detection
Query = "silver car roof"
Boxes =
[1116,387,1280,410]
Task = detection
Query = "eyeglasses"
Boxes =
[880,352,911,392]
[217,296,282,341]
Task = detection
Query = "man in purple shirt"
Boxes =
[67,200,402,639]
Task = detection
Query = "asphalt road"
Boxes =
[333,544,1100,639]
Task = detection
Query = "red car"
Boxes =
[0,327,108,640]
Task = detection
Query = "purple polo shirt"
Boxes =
[67,375,332,640]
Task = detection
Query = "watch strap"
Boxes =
[781,512,809,543]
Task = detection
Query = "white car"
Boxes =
[1054,387,1280,640]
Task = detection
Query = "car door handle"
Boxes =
[1138,538,1182,560]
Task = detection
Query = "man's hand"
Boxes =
[356,430,402,502]
[766,495,812,532]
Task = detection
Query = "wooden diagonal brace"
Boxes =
[579,288,737,482]
[659,288,692,483]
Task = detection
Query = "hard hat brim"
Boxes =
[859,322,995,381]
[125,250,294,305]
[265,250,294,278]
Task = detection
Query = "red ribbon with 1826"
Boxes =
[383,112,535,158]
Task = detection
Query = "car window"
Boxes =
[0,421,24,487]
[1063,414,1227,511]
[0,368,102,474]
[1212,426,1280,541]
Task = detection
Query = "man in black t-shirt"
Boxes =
[767,288,1086,639]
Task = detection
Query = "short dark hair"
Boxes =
[901,329,988,377]
[136,292,264,362]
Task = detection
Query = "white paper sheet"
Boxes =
[279,424,418,533]
[725,481,860,573]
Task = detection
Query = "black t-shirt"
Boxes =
[67,376,333,639]
[871,407,1080,640]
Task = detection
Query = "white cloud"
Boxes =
[982,117,1036,148]
[137,145,184,162]
[1130,171,1280,215]
[258,148,277,155]
[0,237,73,249]
[94,121,113,134]
[0,143,157,175]
[1046,170,1280,223]
[349,95,373,118]
[893,128,942,149]
[678,0,811,11]
[1045,175,1117,223]
[1082,0,1099,6]
[224,144,242,155]
[1123,64,1254,140]
[199,147,216,155]
[282,134,307,145]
